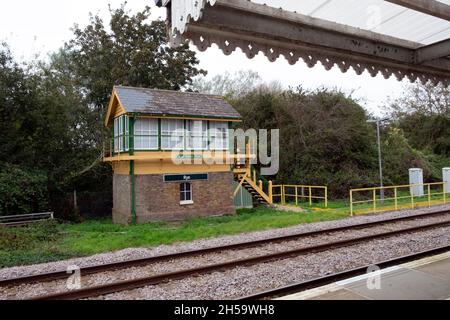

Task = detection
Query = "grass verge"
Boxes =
[1,205,350,268]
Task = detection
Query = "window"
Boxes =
[134,118,159,150]
[209,122,229,150]
[113,115,129,152]
[161,119,185,150]
[187,120,208,150]
[180,182,193,204]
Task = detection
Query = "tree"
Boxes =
[387,82,449,117]
[232,86,380,197]
[381,127,434,183]
[191,70,263,98]
[0,43,38,165]
[0,3,207,217]
[385,83,450,156]
[66,3,206,117]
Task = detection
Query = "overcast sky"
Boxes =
[0,0,412,115]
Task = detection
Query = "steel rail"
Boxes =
[237,244,450,300]
[2,209,449,287]
[29,219,450,300]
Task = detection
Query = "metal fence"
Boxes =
[350,182,449,216]
[0,212,54,227]
[272,185,328,207]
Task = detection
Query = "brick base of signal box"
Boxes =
[112,172,236,224]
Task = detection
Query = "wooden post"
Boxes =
[444,183,447,204]
[373,189,376,213]
[394,187,398,210]
[295,186,298,206]
[309,187,312,206]
[350,190,353,216]
[259,180,262,190]
[324,187,328,208]
[269,181,273,204]
[245,143,250,170]
[282,185,286,205]
[428,184,431,207]
[73,190,78,210]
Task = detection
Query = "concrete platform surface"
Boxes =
[278,251,450,300]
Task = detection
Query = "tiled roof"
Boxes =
[114,86,241,119]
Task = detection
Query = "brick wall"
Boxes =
[135,172,235,223]
[112,174,132,224]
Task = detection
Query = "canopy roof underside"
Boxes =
[156,0,450,85]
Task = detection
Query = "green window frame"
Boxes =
[113,115,129,153]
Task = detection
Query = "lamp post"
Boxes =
[368,118,389,204]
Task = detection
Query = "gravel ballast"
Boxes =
[1,204,450,300]
[101,226,450,300]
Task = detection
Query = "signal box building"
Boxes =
[103,86,249,224]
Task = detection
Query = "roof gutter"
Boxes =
[128,112,242,122]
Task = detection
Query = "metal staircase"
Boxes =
[234,171,271,206]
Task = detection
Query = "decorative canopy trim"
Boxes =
[159,0,450,86]
[181,27,449,86]
[170,0,217,34]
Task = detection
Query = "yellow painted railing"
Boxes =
[233,167,273,204]
[350,182,449,216]
[272,185,328,207]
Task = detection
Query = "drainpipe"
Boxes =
[129,117,137,225]
[130,160,137,225]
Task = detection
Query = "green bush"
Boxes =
[0,220,72,268]
[0,163,49,215]
[0,220,58,251]
[232,88,379,198]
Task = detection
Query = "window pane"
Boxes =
[162,119,183,134]
[162,119,184,150]
[209,122,229,150]
[187,120,207,150]
[114,118,118,138]
[149,136,158,149]
[180,183,192,201]
[134,118,159,150]
[162,135,184,150]
[180,183,187,201]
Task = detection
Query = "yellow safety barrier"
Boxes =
[272,185,328,208]
[350,182,449,216]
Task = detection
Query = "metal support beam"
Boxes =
[200,4,415,63]
[189,2,450,76]
[416,39,450,63]
[160,0,450,84]
[385,0,450,21]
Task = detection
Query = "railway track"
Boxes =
[237,244,450,300]
[1,209,449,300]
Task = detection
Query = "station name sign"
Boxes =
[164,174,208,183]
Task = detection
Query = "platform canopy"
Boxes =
[155,0,450,85]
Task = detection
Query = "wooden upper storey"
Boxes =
[103,86,244,162]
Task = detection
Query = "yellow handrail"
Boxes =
[350,181,449,216]
[271,185,328,207]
